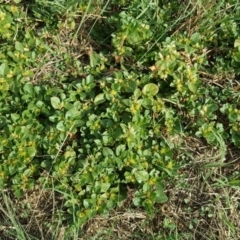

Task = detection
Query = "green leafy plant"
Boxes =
[0,1,240,238]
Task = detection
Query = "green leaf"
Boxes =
[128,32,140,45]
[102,147,114,157]
[174,118,183,134]
[49,115,58,122]
[228,179,240,186]
[64,149,76,159]
[94,93,106,105]
[67,0,81,8]
[113,157,123,169]
[116,144,126,156]
[83,199,90,208]
[190,32,201,43]
[234,38,240,48]
[89,51,100,67]
[142,98,153,109]
[89,114,97,121]
[133,197,141,206]
[122,99,131,106]
[142,83,159,96]
[134,88,142,98]
[56,121,65,132]
[23,83,34,95]
[13,186,23,198]
[101,119,113,128]
[134,170,149,183]
[74,119,84,127]
[188,81,197,93]
[155,191,168,203]
[15,41,24,52]
[41,159,52,169]
[208,103,218,113]
[204,131,216,143]
[231,131,240,145]
[11,113,20,123]
[51,97,61,109]
[0,116,7,128]
[86,75,94,84]
[143,198,154,213]
[0,63,9,76]
[36,101,44,108]
[101,183,111,192]
[65,108,80,119]
[26,147,36,158]
[229,112,238,122]
[125,80,137,93]
[143,182,150,192]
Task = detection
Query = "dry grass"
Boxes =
[0,186,65,239]
[80,138,240,240]
[30,6,103,85]
[163,140,240,240]
[1,136,238,239]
